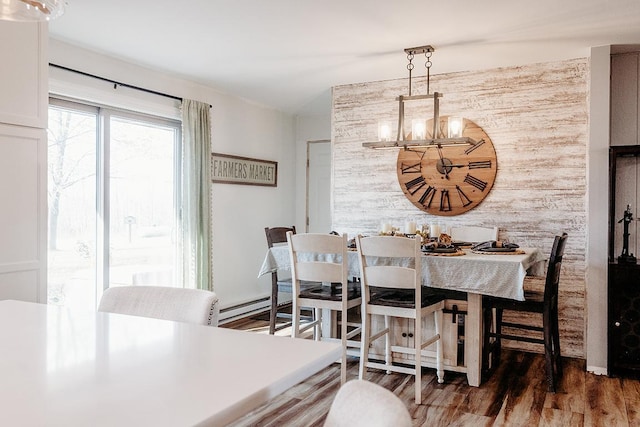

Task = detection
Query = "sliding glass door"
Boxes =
[47,98,181,310]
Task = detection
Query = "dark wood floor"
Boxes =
[222,314,640,427]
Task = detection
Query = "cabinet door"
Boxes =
[0,124,47,302]
[366,311,460,369]
[0,21,47,129]
[609,264,640,375]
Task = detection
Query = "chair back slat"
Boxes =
[295,261,344,283]
[544,233,568,303]
[265,226,296,248]
[287,232,348,290]
[450,226,498,243]
[361,265,416,290]
[356,235,422,294]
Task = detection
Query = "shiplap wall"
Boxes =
[332,58,588,358]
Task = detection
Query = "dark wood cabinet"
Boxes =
[609,262,640,378]
[608,145,640,377]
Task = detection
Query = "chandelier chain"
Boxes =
[407,52,415,96]
[425,50,433,95]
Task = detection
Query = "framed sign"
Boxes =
[211,153,278,187]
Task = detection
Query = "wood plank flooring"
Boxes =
[221,314,640,427]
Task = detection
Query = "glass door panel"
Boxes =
[108,115,178,288]
[47,104,98,310]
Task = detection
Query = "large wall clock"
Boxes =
[396,117,497,216]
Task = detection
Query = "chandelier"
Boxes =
[0,0,66,22]
[363,45,481,150]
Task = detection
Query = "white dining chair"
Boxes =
[449,225,498,243]
[98,285,220,326]
[323,380,412,427]
[287,231,362,384]
[356,235,445,404]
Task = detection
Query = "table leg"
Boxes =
[465,293,482,387]
[321,308,337,338]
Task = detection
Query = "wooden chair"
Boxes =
[287,231,362,384]
[265,226,314,334]
[482,233,568,391]
[356,235,445,404]
[323,380,412,427]
[98,285,220,326]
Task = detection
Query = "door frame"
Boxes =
[305,139,331,232]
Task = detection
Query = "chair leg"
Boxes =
[493,308,503,370]
[543,306,557,392]
[414,315,422,405]
[482,306,492,374]
[340,307,348,384]
[269,276,278,335]
[384,315,392,374]
[435,309,444,384]
[291,299,300,338]
[552,307,562,379]
[359,312,371,380]
[314,308,322,340]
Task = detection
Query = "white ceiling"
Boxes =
[49,0,640,115]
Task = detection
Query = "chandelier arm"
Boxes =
[397,97,405,142]
[433,93,440,138]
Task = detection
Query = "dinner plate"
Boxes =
[478,247,516,253]
[422,247,457,253]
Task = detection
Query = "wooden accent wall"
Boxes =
[332,58,588,358]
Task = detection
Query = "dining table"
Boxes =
[0,299,341,426]
[258,242,546,387]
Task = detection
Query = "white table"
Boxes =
[259,245,545,386]
[0,300,341,426]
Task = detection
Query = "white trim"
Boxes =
[586,365,608,376]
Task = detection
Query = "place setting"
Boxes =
[470,240,525,255]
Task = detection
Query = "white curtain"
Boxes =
[181,99,212,291]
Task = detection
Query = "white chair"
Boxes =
[287,231,362,384]
[98,285,220,326]
[449,225,498,243]
[323,380,412,427]
[356,235,444,404]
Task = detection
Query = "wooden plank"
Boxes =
[224,315,639,427]
[584,374,627,426]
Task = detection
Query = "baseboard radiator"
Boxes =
[218,296,271,325]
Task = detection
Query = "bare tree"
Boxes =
[47,108,96,250]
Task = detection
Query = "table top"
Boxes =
[0,300,341,426]
[259,245,546,301]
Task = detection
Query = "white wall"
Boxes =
[586,46,611,374]
[49,39,297,315]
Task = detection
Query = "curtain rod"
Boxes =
[50,63,214,109]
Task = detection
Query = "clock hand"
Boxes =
[436,145,450,179]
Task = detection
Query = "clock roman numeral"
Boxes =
[439,189,451,212]
[464,174,488,191]
[468,160,492,169]
[464,138,485,155]
[455,185,473,207]
[401,161,421,174]
[405,176,426,195]
[418,185,436,208]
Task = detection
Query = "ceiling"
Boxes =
[49,0,640,116]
